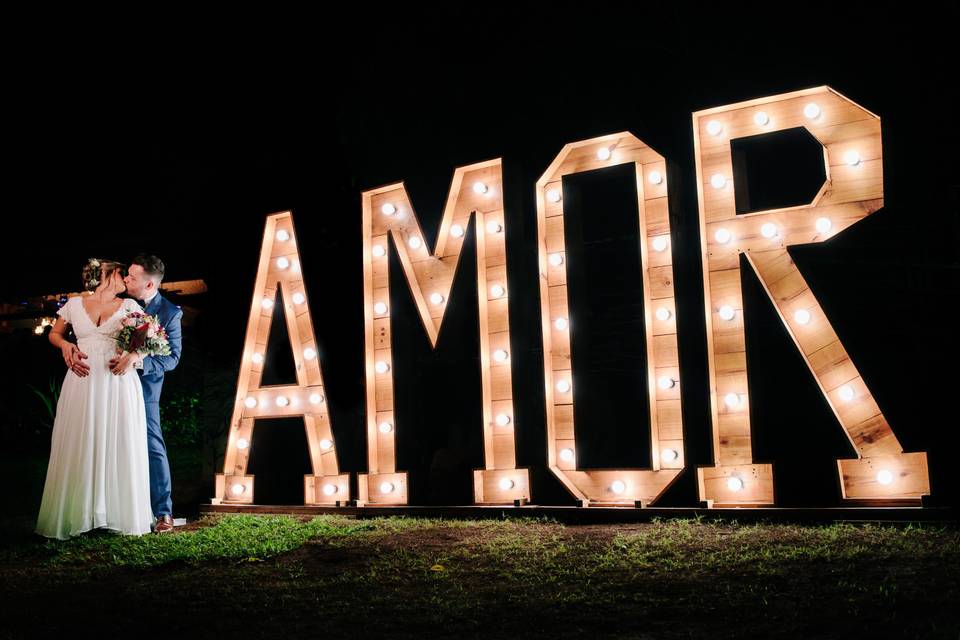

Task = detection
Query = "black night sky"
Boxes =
[4,4,959,508]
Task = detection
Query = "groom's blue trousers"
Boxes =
[145,401,173,517]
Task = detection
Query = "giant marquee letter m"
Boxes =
[360,160,529,505]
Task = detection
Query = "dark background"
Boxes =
[4,3,958,511]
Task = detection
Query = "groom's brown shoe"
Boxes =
[154,515,174,534]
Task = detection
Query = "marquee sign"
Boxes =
[213,86,930,508]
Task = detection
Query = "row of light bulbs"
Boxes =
[704,102,830,138]
[243,391,325,409]
[711,217,834,246]
[716,304,814,326]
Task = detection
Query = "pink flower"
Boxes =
[147,326,156,338]
[123,317,137,327]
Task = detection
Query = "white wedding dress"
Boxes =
[35,296,155,540]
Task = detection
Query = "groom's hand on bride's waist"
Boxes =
[62,343,89,377]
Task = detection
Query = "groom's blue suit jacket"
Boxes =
[137,293,183,404]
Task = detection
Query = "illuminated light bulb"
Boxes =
[473,181,489,195]
[658,376,676,390]
[378,421,393,434]
[381,203,396,216]
[706,120,723,136]
[276,257,290,270]
[34,325,43,335]
[375,361,390,374]
[648,170,663,185]
[719,306,736,321]
[559,448,575,463]
[611,480,626,495]
[374,302,388,315]
[236,438,249,450]
[727,476,744,492]
[372,244,386,258]
[261,297,274,310]
[276,396,289,407]
[711,174,728,189]
[556,379,571,393]
[430,292,444,305]
[838,385,855,402]
[322,483,338,496]
[252,353,264,365]
[408,236,422,250]
[495,413,511,426]
[794,309,812,325]
[803,102,821,120]
[761,223,778,239]
[715,228,732,244]
[844,150,861,166]
[661,449,679,463]
[309,393,324,405]
[549,253,564,267]
[231,483,246,496]
[244,397,257,408]
[597,147,612,161]
[547,188,561,203]
[490,284,505,298]
[319,438,332,450]
[816,217,832,233]
[652,236,669,252]
[293,292,306,305]
[379,482,395,494]
[499,478,515,491]
[486,220,503,234]
[493,349,509,363]
[656,307,672,322]
[724,393,741,409]
[554,317,569,331]
[276,230,290,242]
[304,348,317,361]
[450,224,464,238]
[876,470,894,486]
[754,111,770,126]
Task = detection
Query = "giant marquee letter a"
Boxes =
[360,159,529,505]
[537,132,687,506]
[214,212,348,506]
[693,86,930,505]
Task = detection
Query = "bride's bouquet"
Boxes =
[115,311,172,357]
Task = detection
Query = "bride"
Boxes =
[35,259,155,539]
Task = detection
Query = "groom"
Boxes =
[111,254,184,534]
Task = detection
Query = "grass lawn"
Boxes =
[1,514,957,638]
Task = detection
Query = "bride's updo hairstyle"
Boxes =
[82,258,128,292]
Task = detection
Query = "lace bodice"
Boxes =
[58,296,143,355]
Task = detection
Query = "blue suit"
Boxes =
[137,292,183,518]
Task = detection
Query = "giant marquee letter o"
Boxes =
[537,132,686,506]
